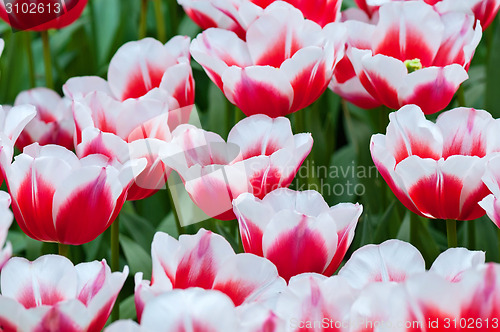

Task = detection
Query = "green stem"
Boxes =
[110,217,120,321]
[410,213,419,246]
[497,228,500,263]
[139,0,148,39]
[234,105,244,124]
[154,0,167,43]
[41,31,53,89]
[295,109,305,134]
[457,84,466,107]
[58,243,69,257]
[88,0,99,66]
[168,0,179,37]
[24,31,36,88]
[446,219,457,248]
[225,99,233,137]
[467,221,476,250]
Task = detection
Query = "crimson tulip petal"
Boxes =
[223,66,294,117]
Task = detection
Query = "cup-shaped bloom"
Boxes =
[108,289,239,332]
[233,188,362,281]
[3,143,146,245]
[73,98,181,201]
[190,1,346,117]
[354,0,500,30]
[177,0,263,40]
[13,87,74,150]
[167,115,312,220]
[178,0,341,39]
[64,37,194,111]
[339,239,485,289]
[0,255,127,331]
[371,105,500,220]
[0,0,88,31]
[479,156,500,228]
[274,274,359,330]
[134,229,286,322]
[0,192,12,270]
[333,1,481,114]
[0,104,36,185]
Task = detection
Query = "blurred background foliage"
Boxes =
[1,0,500,322]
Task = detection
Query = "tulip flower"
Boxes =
[274,273,358,329]
[370,105,500,220]
[64,37,194,112]
[0,38,3,55]
[107,289,240,332]
[167,115,312,220]
[0,0,88,31]
[233,188,362,281]
[0,104,37,185]
[479,156,500,228]
[0,191,12,270]
[0,255,127,331]
[354,0,500,30]
[3,143,146,245]
[177,0,263,40]
[190,1,346,117]
[178,0,341,39]
[134,229,286,321]
[339,239,485,289]
[11,87,74,151]
[332,1,481,114]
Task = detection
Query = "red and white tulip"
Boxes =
[167,115,312,220]
[12,87,74,151]
[190,1,346,117]
[339,239,485,289]
[354,0,500,30]
[134,229,286,322]
[0,255,127,332]
[65,37,194,111]
[233,188,362,281]
[332,1,481,114]
[179,0,341,39]
[371,105,500,220]
[108,289,240,332]
[3,143,146,245]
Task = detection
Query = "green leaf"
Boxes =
[119,235,152,280]
[119,294,137,321]
[120,212,156,251]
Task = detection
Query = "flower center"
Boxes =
[404,58,423,73]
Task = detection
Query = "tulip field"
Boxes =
[2,0,500,330]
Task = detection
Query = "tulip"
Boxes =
[72,97,182,201]
[167,115,312,220]
[177,0,263,40]
[190,1,346,117]
[107,289,239,332]
[0,191,12,270]
[233,188,362,281]
[0,255,127,331]
[332,1,481,114]
[0,38,3,55]
[0,104,37,185]
[274,274,358,330]
[370,105,500,220]
[478,156,500,228]
[134,229,286,321]
[3,143,146,245]
[64,37,194,112]
[178,0,341,39]
[12,87,74,151]
[354,0,500,30]
[0,0,88,31]
[339,239,485,289]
